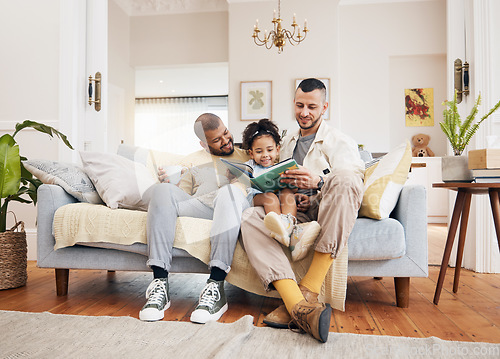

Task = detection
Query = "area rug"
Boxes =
[0,310,498,359]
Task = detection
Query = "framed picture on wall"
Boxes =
[295,78,330,120]
[240,81,272,121]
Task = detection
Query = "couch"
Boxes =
[35,145,428,309]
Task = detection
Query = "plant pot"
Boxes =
[441,155,474,182]
[0,222,27,290]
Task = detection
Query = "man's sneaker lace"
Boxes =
[190,279,228,324]
[139,278,170,321]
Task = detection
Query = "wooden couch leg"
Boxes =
[394,277,410,308]
[55,269,69,296]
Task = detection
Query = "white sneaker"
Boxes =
[290,221,321,261]
[139,278,170,321]
[264,212,296,246]
[190,279,228,324]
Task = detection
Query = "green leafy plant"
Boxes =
[0,120,73,232]
[440,91,500,156]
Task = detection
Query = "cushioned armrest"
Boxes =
[37,184,79,265]
[391,184,428,276]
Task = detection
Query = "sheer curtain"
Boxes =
[135,96,228,155]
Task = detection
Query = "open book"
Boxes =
[220,158,299,192]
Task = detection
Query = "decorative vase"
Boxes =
[441,155,474,182]
[0,221,27,290]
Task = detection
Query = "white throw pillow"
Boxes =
[23,159,103,204]
[80,151,158,211]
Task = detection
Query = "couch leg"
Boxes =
[55,269,69,296]
[394,277,410,308]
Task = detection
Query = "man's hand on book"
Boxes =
[281,165,321,190]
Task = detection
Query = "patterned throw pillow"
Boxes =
[23,159,103,204]
[358,141,412,220]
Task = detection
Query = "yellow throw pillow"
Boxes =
[359,140,412,219]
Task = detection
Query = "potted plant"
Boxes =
[440,91,500,182]
[0,120,73,289]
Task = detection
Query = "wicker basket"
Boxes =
[0,221,27,290]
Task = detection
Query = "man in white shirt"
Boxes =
[240,78,365,343]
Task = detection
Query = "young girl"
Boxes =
[240,119,320,261]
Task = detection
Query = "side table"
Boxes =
[432,182,500,305]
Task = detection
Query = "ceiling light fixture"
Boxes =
[252,0,308,53]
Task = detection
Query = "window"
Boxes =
[135,96,228,155]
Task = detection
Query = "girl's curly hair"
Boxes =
[241,119,281,150]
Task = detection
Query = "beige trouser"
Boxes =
[240,169,364,290]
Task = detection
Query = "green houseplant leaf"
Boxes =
[0,121,73,232]
[440,91,500,156]
[0,134,21,198]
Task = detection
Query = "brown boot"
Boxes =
[263,304,292,329]
[263,286,320,328]
[291,299,332,343]
[298,284,319,303]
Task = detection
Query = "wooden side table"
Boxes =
[432,182,500,304]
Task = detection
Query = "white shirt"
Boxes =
[280,120,364,179]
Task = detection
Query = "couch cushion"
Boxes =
[348,217,406,260]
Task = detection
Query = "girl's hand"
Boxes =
[280,165,321,190]
[295,193,311,212]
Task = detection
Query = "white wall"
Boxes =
[108,0,136,152]
[130,11,228,67]
[228,0,340,142]
[339,0,447,154]
[0,0,62,260]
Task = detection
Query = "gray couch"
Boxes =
[37,181,427,308]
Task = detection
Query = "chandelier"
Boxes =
[252,0,309,53]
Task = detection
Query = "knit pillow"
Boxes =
[23,159,102,204]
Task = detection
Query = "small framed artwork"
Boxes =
[405,88,434,127]
[295,78,331,120]
[241,81,272,121]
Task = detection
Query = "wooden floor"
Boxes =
[1,224,499,344]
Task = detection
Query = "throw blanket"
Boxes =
[53,203,348,311]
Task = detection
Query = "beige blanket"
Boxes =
[53,203,348,311]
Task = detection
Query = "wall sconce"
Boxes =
[88,72,101,112]
[454,59,469,104]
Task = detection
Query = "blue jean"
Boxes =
[145,183,251,273]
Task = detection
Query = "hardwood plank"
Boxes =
[412,268,500,343]
[379,277,472,342]
[332,278,381,335]
[350,277,423,338]
[426,268,500,328]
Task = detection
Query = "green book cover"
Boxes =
[220,158,299,192]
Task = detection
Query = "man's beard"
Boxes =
[297,115,321,130]
[208,137,235,156]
